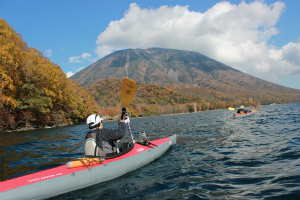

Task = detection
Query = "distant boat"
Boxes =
[228,107,235,110]
[233,110,257,118]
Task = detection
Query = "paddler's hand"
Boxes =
[121,107,127,120]
[124,116,130,123]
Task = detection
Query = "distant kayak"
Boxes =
[0,134,176,200]
[233,111,257,118]
[228,107,235,110]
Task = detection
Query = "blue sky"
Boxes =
[1,0,300,90]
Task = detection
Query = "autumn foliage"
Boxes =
[84,79,256,118]
[0,19,99,131]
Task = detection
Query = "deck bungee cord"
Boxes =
[66,157,105,169]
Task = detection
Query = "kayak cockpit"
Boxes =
[103,141,134,159]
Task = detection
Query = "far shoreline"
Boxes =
[1,107,234,133]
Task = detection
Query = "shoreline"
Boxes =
[1,105,264,133]
[1,110,209,133]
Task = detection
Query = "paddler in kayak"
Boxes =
[236,106,251,114]
[84,108,127,157]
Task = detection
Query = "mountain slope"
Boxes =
[71,48,237,86]
[71,48,300,104]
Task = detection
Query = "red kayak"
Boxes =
[233,111,257,118]
[0,134,176,200]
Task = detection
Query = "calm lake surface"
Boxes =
[1,103,300,199]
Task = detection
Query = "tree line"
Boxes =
[85,79,260,119]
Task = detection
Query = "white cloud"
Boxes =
[69,53,97,63]
[66,71,75,78]
[69,56,82,63]
[94,1,300,86]
[45,49,52,57]
[82,53,91,59]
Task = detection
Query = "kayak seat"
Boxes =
[84,133,106,157]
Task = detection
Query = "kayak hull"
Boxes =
[233,111,254,118]
[0,134,176,200]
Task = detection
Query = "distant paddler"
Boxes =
[236,105,251,114]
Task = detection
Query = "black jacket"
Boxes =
[237,109,250,114]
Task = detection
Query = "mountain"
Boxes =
[71,48,300,104]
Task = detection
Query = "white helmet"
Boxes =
[87,114,103,129]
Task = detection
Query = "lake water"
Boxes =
[1,103,299,199]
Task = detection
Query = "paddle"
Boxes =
[121,77,136,119]
[121,77,136,108]
[121,77,136,143]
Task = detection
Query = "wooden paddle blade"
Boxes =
[121,77,136,108]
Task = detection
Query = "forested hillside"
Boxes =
[0,19,99,131]
[85,79,251,118]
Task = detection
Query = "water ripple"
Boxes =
[1,103,300,199]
